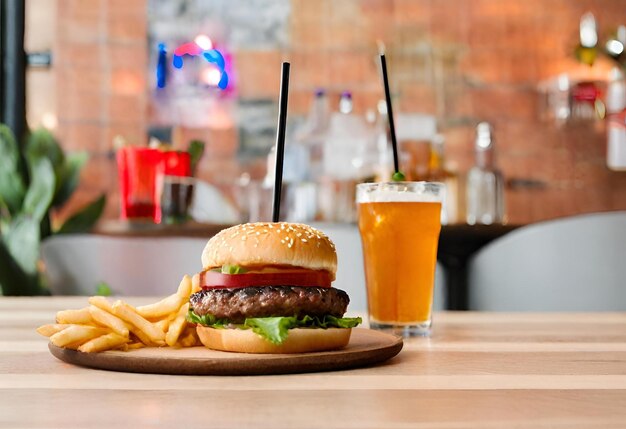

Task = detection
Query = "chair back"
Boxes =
[41,235,207,296]
[468,211,626,311]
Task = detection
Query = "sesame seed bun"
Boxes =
[201,223,337,279]
[196,325,352,354]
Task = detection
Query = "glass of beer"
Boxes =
[357,181,443,336]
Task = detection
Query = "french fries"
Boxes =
[177,275,193,299]
[166,303,189,347]
[36,323,72,337]
[191,273,201,294]
[112,301,166,345]
[154,318,170,333]
[177,325,200,348]
[50,325,108,349]
[88,296,114,313]
[135,275,192,319]
[89,305,129,337]
[128,324,156,347]
[56,308,93,325]
[37,275,199,353]
[135,294,183,319]
[78,333,129,353]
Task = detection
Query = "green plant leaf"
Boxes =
[0,194,10,221]
[0,237,41,296]
[187,140,205,173]
[22,156,55,222]
[53,152,88,207]
[56,194,106,234]
[2,215,40,275]
[25,128,82,208]
[95,281,112,296]
[0,125,26,215]
[25,128,64,171]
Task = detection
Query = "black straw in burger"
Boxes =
[187,222,361,354]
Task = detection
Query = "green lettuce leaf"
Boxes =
[245,317,294,344]
[186,311,229,327]
[319,315,363,329]
[221,264,247,274]
[187,310,362,345]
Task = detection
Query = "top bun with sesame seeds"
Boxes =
[201,222,337,280]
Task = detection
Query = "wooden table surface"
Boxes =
[2,297,626,428]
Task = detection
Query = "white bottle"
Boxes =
[607,68,626,171]
[466,122,505,225]
[323,92,373,180]
[296,89,330,179]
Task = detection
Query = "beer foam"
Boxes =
[356,182,444,204]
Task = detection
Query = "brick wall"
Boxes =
[50,0,626,224]
[53,0,147,221]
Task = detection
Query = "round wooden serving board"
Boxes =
[48,328,403,375]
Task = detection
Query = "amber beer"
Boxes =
[357,182,443,336]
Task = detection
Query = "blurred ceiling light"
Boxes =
[201,66,223,87]
[579,12,598,48]
[194,34,213,51]
[606,39,625,56]
[41,112,57,130]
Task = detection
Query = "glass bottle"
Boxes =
[339,91,353,114]
[297,89,330,181]
[323,91,372,180]
[319,91,372,222]
[427,135,459,224]
[466,122,505,225]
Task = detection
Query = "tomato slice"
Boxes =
[200,269,332,289]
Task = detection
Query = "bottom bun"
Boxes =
[196,326,352,354]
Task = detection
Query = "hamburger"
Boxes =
[187,222,361,353]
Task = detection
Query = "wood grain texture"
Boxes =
[46,329,403,375]
[2,297,626,428]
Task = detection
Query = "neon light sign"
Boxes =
[172,40,229,90]
[155,35,229,90]
[156,43,167,89]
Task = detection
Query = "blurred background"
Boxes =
[2,0,626,306]
[9,0,626,225]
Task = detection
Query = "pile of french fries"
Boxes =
[37,275,201,353]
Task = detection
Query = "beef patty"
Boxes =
[189,286,350,323]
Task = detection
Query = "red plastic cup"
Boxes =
[116,147,164,223]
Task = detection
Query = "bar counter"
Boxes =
[2,297,626,428]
